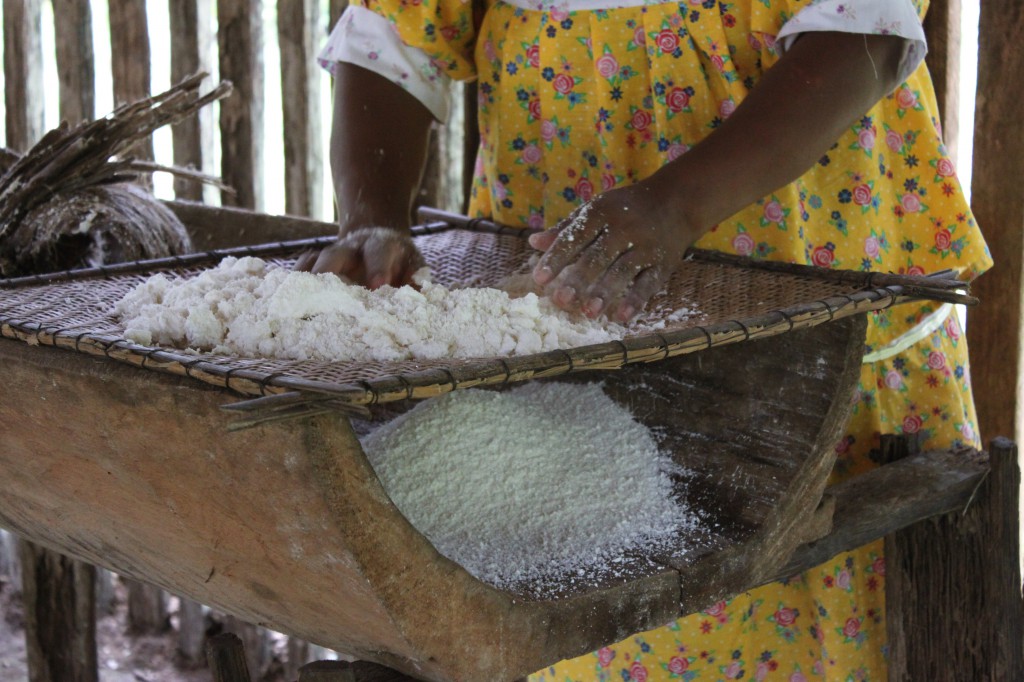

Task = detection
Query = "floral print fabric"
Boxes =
[321,0,992,679]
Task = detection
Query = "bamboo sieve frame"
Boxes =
[0,218,975,407]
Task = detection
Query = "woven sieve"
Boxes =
[0,225,974,405]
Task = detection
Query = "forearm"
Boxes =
[330,62,434,234]
[653,31,907,237]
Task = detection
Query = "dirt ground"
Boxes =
[0,571,322,682]
[0,576,213,682]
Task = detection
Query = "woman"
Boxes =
[310,1,991,678]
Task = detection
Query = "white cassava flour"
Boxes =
[360,382,700,591]
[112,256,630,362]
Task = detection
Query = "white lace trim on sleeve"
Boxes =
[317,5,451,121]
[776,0,927,84]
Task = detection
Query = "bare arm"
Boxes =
[531,32,909,320]
[295,63,434,287]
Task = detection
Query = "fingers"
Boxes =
[579,250,649,318]
[293,250,317,272]
[361,230,421,288]
[527,228,558,253]
[312,244,362,281]
[294,228,424,289]
[546,231,620,310]
[533,209,605,286]
[614,267,666,322]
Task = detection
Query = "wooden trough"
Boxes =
[0,205,977,681]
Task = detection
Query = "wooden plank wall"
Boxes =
[108,0,154,170]
[217,0,264,211]
[278,0,323,217]
[52,0,95,125]
[923,0,961,162]
[0,0,447,223]
[3,0,45,150]
[169,0,206,202]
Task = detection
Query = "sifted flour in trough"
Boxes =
[113,256,630,362]
[360,382,701,593]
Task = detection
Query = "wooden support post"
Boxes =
[886,438,1023,680]
[278,0,324,218]
[94,568,115,616]
[922,0,961,161]
[169,0,206,201]
[177,597,208,666]
[52,0,95,126]
[207,632,252,682]
[3,0,45,149]
[0,530,19,591]
[108,0,154,176]
[19,542,97,682]
[285,636,312,681]
[462,83,479,214]
[969,0,1024,444]
[416,127,443,216]
[222,613,273,680]
[218,0,264,211]
[126,578,169,634]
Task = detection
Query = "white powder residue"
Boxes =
[560,202,591,243]
[360,382,700,592]
[112,256,627,362]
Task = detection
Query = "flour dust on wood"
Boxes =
[360,382,703,595]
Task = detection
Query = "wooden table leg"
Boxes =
[19,540,97,682]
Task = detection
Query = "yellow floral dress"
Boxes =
[321,0,992,679]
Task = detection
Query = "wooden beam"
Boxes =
[169,0,206,201]
[765,441,988,585]
[3,0,45,150]
[922,0,962,162]
[968,0,1024,444]
[163,199,335,250]
[886,438,1022,679]
[278,0,323,217]
[51,0,95,126]
[217,0,264,210]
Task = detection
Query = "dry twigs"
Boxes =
[0,73,231,277]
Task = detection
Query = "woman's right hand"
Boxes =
[306,61,434,288]
[293,227,425,288]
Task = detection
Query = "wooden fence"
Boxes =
[2,0,465,221]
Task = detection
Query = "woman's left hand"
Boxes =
[529,180,700,322]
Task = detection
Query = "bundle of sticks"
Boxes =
[0,73,231,277]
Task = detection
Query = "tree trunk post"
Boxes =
[886,438,1023,680]
[207,632,252,682]
[18,543,98,682]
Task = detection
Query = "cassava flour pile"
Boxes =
[361,382,701,592]
[113,256,625,362]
